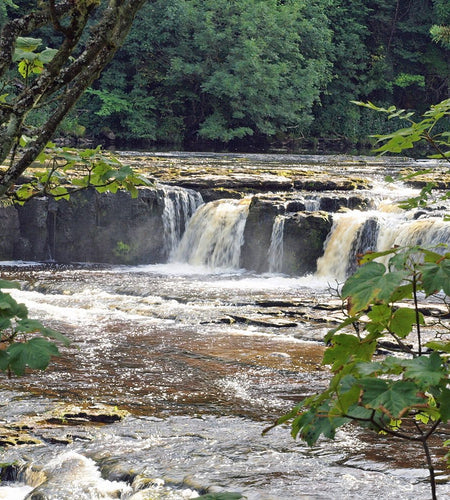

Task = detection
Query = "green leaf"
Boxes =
[360,378,425,418]
[38,47,58,64]
[324,315,361,343]
[333,383,361,415]
[7,338,60,375]
[389,307,424,338]
[421,257,450,296]
[437,389,450,422]
[323,334,376,371]
[425,341,450,353]
[0,293,27,318]
[367,304,391,323]
[402,352,445,388]
[342,262,407,314]
[0,350,10,371]
[0,318,12,330]
[356,361,385,376]
[15,36,42,52]
[0,280,21,290]
[15,319,71,346]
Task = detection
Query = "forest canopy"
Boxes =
[2,0,449,150]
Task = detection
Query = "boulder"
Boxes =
[50,187,166,264]
[282,211,332,275]
[240,195,285,272]
[0,205,20,259]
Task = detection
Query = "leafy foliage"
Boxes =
[0,279,70,376]
[268,101,450,500]
[11,143,151,204]
[0,0,147,199]
[86,0,333,145]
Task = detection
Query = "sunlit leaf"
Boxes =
[342,262,407,314]
[360,379,425,418]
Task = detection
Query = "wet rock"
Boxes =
[227,314,298,328]
[0,205,20,259]
[200,187,245,202]
[166,173,293,194]
[282,211,332,275]
[41,403,129,426]
[240,195,286,272]
[293,176,369,191]
[0,425,41,447]
[50,187,166,264]
[319,194,372,212]
[1,187,168,264]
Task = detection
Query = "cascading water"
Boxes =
[160,185,203,258]
[1,155,450,500]
[268,215,285,273]
[172,197,251,268]
[316,209,450,280]
[316,211,375,280]
[378,216,450,250]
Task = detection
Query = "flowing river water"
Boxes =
[0,153,449,499]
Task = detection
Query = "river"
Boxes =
[0,153,449,499]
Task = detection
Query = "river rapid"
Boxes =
[0,153,449,499]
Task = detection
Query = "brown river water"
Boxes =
[0,153,449,499]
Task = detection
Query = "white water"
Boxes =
[172,197,251,269]
[317,210,450,280]
[268,215,285,273]
[160,185,203,258]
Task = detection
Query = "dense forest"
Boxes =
[2,0,449,151]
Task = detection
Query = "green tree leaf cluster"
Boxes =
[0,0,148,199]
[268,101,450,500]
[85,0,333,146]
[0,279,70,376]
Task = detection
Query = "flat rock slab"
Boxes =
[165,173,294,192]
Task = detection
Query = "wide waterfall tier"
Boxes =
[172,198,251,268]
[317,210,450,281]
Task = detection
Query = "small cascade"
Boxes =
[160,185,203,258]
[317,209,450,280]
[172,198,251,269]
[316,211,377,280]
[268,215,285,273]
[304,196,321,211]
[378,217,450,251]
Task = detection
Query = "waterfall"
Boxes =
[316,210,450,280]
[378,217,450,251]
[304,196,320,211]
[316,211,374,280]
[160,185,203,259]
[268,215,285,273]
[172,198,251,269]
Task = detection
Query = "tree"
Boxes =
[0,2,150,376]
[85,0,332,147]
[0,0,148,200]
[311,0,449,146]
[266,99,450,500]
